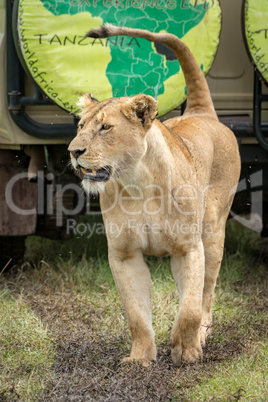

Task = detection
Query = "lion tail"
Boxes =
[86,24,218,120]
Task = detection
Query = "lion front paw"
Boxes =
[121,356,152,367]
[122,341,157,367]
[171,344,203,366]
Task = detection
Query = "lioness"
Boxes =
[68,24,241,366]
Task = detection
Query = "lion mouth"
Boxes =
[80,166,111,182]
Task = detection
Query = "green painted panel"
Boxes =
[16,0,221,115]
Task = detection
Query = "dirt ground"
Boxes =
[1,233,267,401]
[27,282,266,401]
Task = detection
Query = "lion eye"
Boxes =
[101,123,111,131]
[78,122,84,130]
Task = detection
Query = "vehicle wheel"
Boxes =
[0,236,27,272]
[261,201,268,237]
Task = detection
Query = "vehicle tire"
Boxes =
[0,236,27,272]
[261,203,268,237]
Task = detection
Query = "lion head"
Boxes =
[68,93,158,194]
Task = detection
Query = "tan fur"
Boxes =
[68,25,241,366]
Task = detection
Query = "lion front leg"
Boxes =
[108,249,156,366]
[170,240,205,365]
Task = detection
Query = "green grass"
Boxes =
[0,290,54,400]
[0,218,267,400]
[190,341,268,400]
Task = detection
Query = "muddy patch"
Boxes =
[1,249,267,401]
[39,330,247,401]
[35,294,266,402]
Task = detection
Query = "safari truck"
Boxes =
[0,0,267,268]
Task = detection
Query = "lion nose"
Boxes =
[70,148,86,159]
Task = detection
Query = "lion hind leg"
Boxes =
[170,240,205,365]
[201,224,226,347]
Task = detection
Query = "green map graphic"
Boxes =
[17,0,221,115]
[41,0,207,98]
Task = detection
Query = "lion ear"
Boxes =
[77,93,99,113]
[121,94,158,131]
